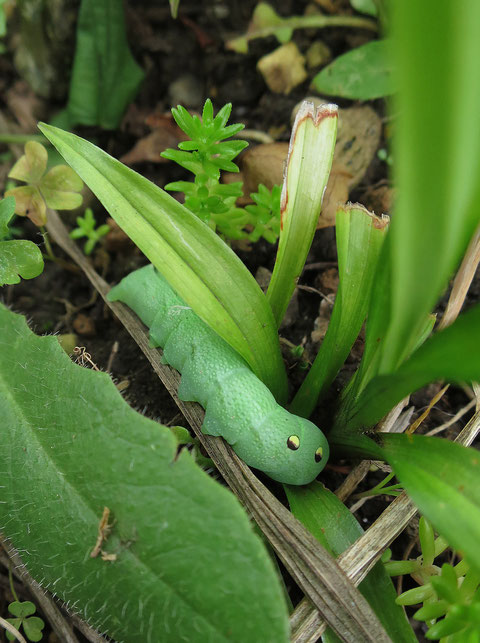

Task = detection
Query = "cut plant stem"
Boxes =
[267,101,337,328]
[290,205,389,417]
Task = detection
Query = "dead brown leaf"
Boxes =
[120,114,188,165]
[5,80,46,132]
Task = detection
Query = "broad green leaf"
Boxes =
[340,301,480,432]
[290,205,388,417]
[380,434,480,577]
[38,123,288,401]
[267,101,337,327]
[59,0,145,129]
[0,195,15,238]
[350,0,377,16]
[0,304,289,643]
[379,2,480,371]
[0,240,44,285]
[311,40,395,100]
[286,483,416,642]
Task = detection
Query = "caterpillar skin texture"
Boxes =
[108,265,329,485]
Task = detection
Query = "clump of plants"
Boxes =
[162,99,281,243]
[385,517,480,640]
[2,1,480,642]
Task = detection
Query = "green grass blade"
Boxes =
[334,301,480,435]
[380,434,480,577]
[267,101,337,327]
[286,483,416,641]
[38,123,287,400]
[0,304,290,642]
[290,205,388,417]
[380,1,480,372]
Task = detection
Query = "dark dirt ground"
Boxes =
[1,1,478,641]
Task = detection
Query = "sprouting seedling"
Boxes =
[245,184,281,243]
[383,517,480,639]
[69,208,110,255]
[161,99,281,243]
[5,141,84,227]
[5,569,44,642]
[353,471,403,499]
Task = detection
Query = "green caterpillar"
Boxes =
[108,265,329,485]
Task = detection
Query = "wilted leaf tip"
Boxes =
[280,100,338,219]
[339,202,390,229]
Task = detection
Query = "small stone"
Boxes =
[305,41,332,69]
[257,42,308,95]
[168,74,204,109]
[73,313,96,337]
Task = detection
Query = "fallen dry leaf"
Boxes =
[120,114,188,165]
[73,313,96,337]
[5,80,46,132]
[240,142,288,195]
[360,183,395,216]
[317,267,339,293]
[311,296,335,344]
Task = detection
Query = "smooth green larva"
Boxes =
[108,264,329,485]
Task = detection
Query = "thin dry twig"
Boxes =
[0,616,27,643]
[426,398,476,436]
[437,223,480,331]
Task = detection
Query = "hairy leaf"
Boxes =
[0,304,289,642]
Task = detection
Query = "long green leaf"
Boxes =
[59,0,145,129]
[0,304,289,642]
[38,123,287,401]
[267,101,337,327]
[290,205,388,417]
[380,434,480,577]
[380,1,480,371]
[337,301,480,434]
[286,482,416,642]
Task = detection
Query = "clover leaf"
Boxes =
[6,601,45,642]
[5,141,83,226]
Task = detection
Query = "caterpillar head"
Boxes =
[250,409,329,485]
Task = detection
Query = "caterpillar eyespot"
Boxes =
[287,435,300,450]
[107,265,329,485]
